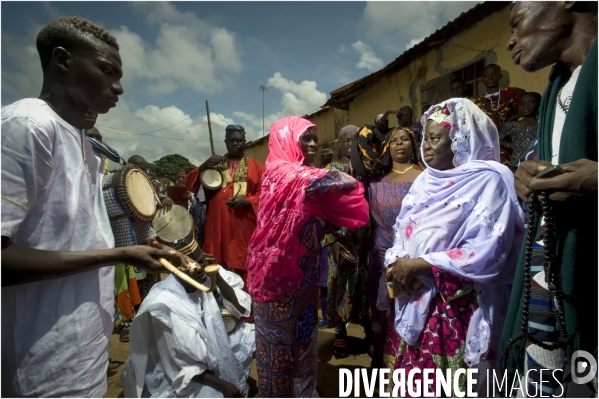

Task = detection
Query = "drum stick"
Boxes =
[158,258,220,292]
[159,258,206,291]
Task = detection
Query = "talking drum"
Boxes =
[103,164,157,222]
[152,205,203,261]
[201,169,223,191]
[221,308,240,334]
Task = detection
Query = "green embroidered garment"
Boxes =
[502,39,598,373]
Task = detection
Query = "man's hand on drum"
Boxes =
[203,154,225,170]
[159,197,174,212]
[225,196,250,209]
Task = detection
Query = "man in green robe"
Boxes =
[502,2,597,396]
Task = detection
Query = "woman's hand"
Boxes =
[386,258,432,294]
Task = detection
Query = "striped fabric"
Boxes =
[523,223,566,397]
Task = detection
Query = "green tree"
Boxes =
[147,154,196,183]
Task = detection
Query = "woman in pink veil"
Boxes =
[247,116,368,397]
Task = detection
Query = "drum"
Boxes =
[201,169,223,191]
[152,205,203,261]
[103,164,157,222]
[221,308,239,334]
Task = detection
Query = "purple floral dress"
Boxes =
[367,174,413,369]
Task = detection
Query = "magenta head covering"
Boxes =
[248,116,327,302]
[265,116,316,168]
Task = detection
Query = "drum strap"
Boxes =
[86,137,122,163]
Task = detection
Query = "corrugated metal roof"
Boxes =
[330,1,509,102]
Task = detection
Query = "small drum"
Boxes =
[221,308,239,334]
[201,169,223,191]
[104,164,157,222]
[152,205,203,261]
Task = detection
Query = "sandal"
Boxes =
[332,338,349,359]
[108,359,124,371]
[119,325,130,343]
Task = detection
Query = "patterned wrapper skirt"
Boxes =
[253,282,319,398]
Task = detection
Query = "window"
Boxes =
[450,59,485,98]
[419,58,486,111]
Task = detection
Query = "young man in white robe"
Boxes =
[122,259,255,398]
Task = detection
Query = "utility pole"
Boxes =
[259,84,268,137]
[205,100,215,155]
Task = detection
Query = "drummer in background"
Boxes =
[185,124,265,304]
[1,16,192,397]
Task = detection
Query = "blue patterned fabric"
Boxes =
[253,217,324,397]
[189,200,207,246]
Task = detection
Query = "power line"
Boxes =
[206,106,232,126]
[95,107,206,135]
[98,125,215,142]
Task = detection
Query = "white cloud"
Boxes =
[112,2,242,96]
[1,32,43,103]
[234,72,327,136]
[361,2,479,54]
[406,36,426,50]
[95,99,255,167]
[352,41,384,72]
[1,3,242,104]
[337,44,349,54]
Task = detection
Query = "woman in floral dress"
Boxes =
[383,98,524,395]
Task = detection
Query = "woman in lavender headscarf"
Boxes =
[382,98,524,395]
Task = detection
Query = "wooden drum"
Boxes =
[103,164,157,222]
[201,169,223,191]
[152,205,202,260]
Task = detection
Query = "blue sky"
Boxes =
[1,1,477,166]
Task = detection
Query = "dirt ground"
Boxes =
[105,312,373,398]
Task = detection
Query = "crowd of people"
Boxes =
[1,2,597,398]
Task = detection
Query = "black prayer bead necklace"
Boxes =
[504,192,571,353]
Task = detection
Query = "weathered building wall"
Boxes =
[244,4,549,166]
[244,136,269,165]
[346,4,551,127]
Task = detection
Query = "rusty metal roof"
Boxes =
[329,1,509,103]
